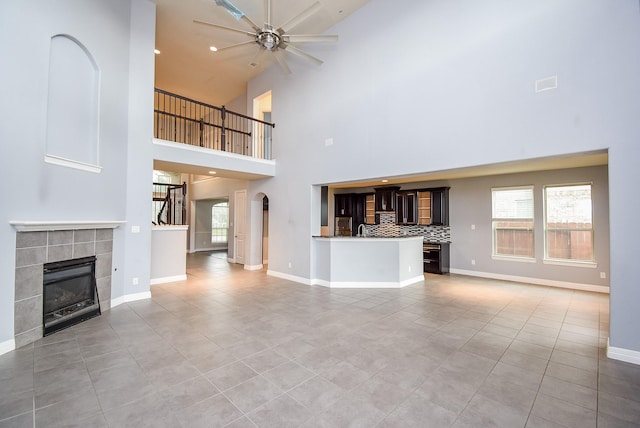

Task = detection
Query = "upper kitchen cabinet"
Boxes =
[365,194,376,224]
[396,191,418,225]
[417,187,450,226]
[354,193,376,226]
[374,187,399,212]
[430,187,450,225]
[335,193,353,217]
[417,191,432,225]
[352,194,366,230]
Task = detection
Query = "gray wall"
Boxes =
[0,0,155,347]
[245,0,640,352]
[448,166,609,288]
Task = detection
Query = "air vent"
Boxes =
[535,75,558,93]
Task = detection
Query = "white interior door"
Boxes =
[234,190,246,264]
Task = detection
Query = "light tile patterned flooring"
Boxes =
[1,251,640,427]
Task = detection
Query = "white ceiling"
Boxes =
[153,0,370,106]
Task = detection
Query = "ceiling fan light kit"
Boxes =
[195,0,338,73]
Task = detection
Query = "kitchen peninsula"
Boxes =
[312,236,423,288]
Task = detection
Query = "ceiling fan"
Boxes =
[194,0,338,73]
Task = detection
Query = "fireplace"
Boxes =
[43,256,101,335]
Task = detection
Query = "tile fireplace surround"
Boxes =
[12,223,118,348]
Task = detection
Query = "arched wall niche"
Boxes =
[45,34,101,172]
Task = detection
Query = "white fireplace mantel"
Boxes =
[9,220,126,232]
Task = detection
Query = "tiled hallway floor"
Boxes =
[2,251,640,427]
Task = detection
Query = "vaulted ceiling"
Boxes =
[153,0,371,106]
[151,1,608,185]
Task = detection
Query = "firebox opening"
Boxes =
[43,255,101,336]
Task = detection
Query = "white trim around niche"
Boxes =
[45,155,102,173]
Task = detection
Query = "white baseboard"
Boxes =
[449,268,610,294]
[0,338,16,356]
[311,275,424,289]
[607,338,640,365]
[227,257,235,263]
[150,274,187,285]
[124,291,151,303]
[112,291,151,308]
[194,247,228,252]
[244,264,263,271]
[111,296,125,308]
[267,270,313,285]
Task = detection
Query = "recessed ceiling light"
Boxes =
[154,49,161,54]
[208,171,217,175]
[381,179,389,183]
[209,46,218,52]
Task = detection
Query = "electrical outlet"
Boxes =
[408,266,412,273]
[600,272,606,279]
[471,259,476,265]
[132,277,139,285]
[288,262,292,269]
[131,225,140,233]
[471,224,476,230]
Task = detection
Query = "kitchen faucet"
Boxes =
[357,223,367,237]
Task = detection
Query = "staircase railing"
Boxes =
[154,88,275,160]
[153,182,187,225]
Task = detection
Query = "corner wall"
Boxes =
[0,0,156,352]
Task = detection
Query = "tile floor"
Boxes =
[1,251,640,427]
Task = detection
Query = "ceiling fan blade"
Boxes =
[249,47,267,67]
[274,50,291,74]
[216,40,257,52]
[284,44,323,66]
[240,15,261,32]
[193,19,256,37]
[214,0,260,31]
[283,34,338,43]
[278,1,322,33]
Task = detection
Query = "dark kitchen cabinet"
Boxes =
[352,194,366,233]
[417,187,449,226]
[423,243,450,274]
[374,187,399,212]
[430,187,450,226]
[396,191,418,225]
[334,194,353,217]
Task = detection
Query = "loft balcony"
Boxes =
[152,89,276,179]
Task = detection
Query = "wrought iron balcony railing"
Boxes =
[154,89,275,160]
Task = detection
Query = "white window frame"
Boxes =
[491,186,535,261]
[211,201,229,244]
[543,183,595,266]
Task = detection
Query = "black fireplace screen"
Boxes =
[43,256,101,335]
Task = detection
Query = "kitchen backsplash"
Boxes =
[362,212,451,243]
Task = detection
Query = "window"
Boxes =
[544,184,593,262]
[492,187,534,258]
[212,202,229,243]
